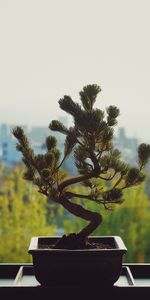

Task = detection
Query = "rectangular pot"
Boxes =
[28,236,127,286]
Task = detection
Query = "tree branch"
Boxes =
[58,172,94,192]
[99,171,116,181]
[113,174,123,188]
[65,191,101,203]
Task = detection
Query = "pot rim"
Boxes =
[28,235,127,254]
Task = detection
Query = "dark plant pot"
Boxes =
[28,236,127,286]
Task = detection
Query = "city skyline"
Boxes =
[0,122,140,168]
[0,118,148,144]
[0,1,150,142]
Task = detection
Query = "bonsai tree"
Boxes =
[12,84,150,249]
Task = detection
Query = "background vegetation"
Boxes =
[0,164,150,262]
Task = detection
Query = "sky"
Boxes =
[0,0,150,142]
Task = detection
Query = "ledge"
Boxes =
[0,263,150,299]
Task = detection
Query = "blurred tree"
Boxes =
[0,165,55,262]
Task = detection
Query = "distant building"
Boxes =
[114,127,138,164]
[0,124,48,165]
[0,124,21,164]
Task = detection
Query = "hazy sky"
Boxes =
[0,0,150,142]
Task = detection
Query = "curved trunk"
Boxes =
[59,197,102,239]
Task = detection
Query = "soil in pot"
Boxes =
[38,233,116,250]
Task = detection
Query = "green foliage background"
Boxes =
[0,164,150,263]
[0,165,55,262]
